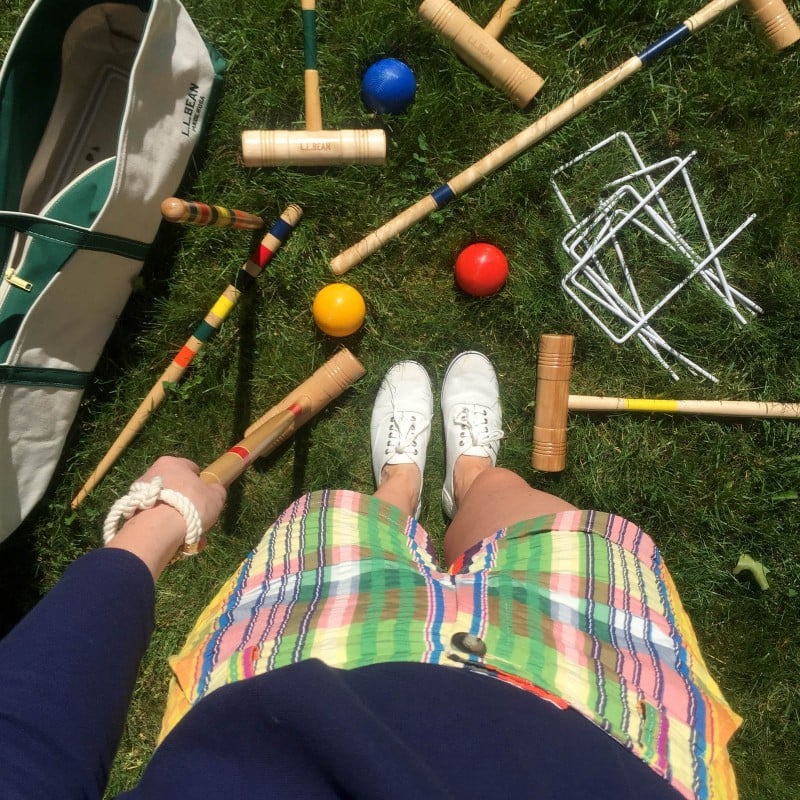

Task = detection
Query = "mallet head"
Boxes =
[532,334,574,472]
[241,128,387,167]
[741,0,800,50]
[418,0,544,108]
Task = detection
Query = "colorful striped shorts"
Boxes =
[161,490,741,800]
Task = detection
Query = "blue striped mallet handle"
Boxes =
[331,0,799,275]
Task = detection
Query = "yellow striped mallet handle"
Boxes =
[331,0,798,275]
[160,198,266,231]
[568,396,800,418]
[70,204,303,509]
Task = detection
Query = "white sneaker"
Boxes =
[370,361,433,517]
[441,352,504,518]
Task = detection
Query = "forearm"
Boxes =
[0,548,155,799]
[105,502,190,580]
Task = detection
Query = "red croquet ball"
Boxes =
[454,242,509,296]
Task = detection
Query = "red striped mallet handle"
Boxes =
[70,204,303,509]
[161,197,266,231]
[199,402,307,488]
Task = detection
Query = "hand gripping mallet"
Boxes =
[241,0,386,168]
[182,347,366,555]
[71,204,303,508]
[418,0,544,108]
[331,0,800,275]
[531,334,800,473]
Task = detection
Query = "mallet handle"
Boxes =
[532,334,574,472]
[301,0,323,131]
[70,205,302,508]
[200,403,306,487]
[331,0,768,276]
[160,198,265,231]
[245,347,366,438]
[568,395,800,418]
[484,0,524,39]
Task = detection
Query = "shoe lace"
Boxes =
[453,405,503,450]
[386,410,430,457]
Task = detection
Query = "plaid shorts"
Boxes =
[162,490,741,800]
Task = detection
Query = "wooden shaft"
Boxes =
[245,347,366,438]
[70,204,303,508]
[532,335,574,472]
[330,0,791,276]
[418,0,543,107]
[301,0,323,130]
[160,197,265,231]
[740,0,800,49]
[568,395,800,418]
[199,403,306,487]
[330,54,642,274]
[484,0,524,39]
[241,129,386,167]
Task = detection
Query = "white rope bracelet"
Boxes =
[102,476,203,556]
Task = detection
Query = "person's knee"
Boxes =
[464,466,529,499]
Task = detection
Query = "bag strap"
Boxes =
[0,211,150,261]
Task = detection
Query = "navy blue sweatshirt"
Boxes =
[0,548,680,799]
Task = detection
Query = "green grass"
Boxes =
[2,0,800,796]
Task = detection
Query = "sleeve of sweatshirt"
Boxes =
[0,547,156,800]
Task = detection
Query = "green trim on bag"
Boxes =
[0,212,150,261]
[0,158,149,363]
[0,1,149,261]
[0,364,91,389]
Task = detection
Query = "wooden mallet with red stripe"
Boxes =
[71,203,303,508]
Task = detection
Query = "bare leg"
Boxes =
[443,458,577,567]
[373,463,421,519]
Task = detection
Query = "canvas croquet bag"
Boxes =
[0,0,226,543]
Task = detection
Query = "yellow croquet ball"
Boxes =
[312,283,366,337]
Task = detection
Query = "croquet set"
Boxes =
[1,0,799,543]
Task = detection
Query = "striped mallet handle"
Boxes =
[160,197,266,231]
[70,204,303,508]
[244,347,366,438]
[302,0,323,131]
[199,402,307,488]
[331,0,799,275]
[568,395,800,418]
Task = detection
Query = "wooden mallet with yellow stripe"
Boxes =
[532,334,800,472]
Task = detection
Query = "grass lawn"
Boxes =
[1,0,799,797]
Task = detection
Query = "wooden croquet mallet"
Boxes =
[331,0,800,275]
[160,197,266,231]
[243,347,366,438]
[181,347,365,555]
[71,204,303,508]
[241,0,386,167]
[532,333,800,472]
[418,0,543,108]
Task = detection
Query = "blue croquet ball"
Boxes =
[361,58,417,115]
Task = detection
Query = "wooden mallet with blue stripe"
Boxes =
[71,203,303,508]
